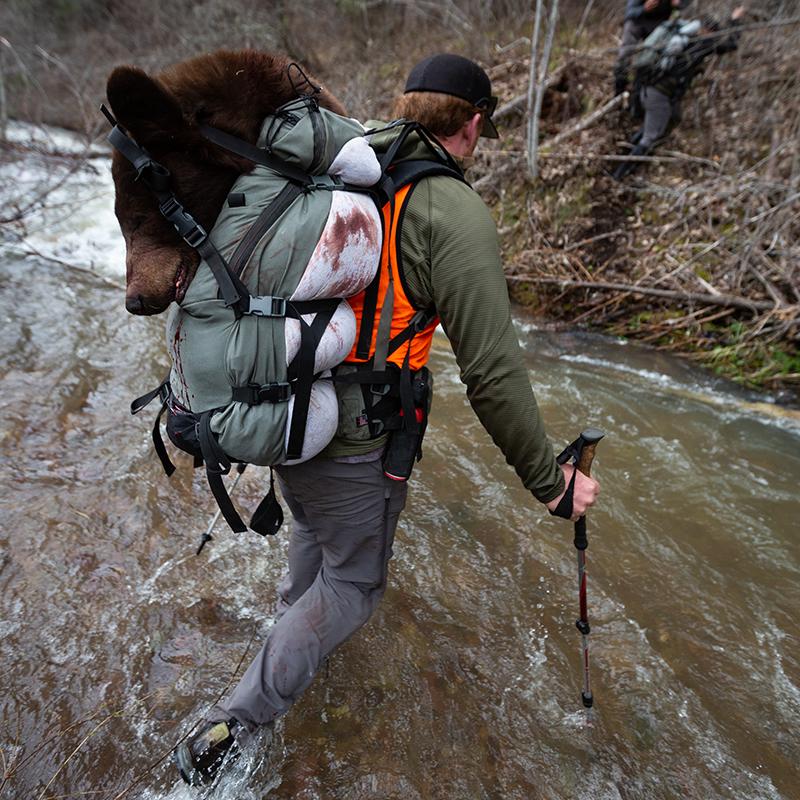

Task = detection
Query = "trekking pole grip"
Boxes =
[576,427,604,478]
[573,428,603,552]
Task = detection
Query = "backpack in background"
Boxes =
[634,18,702,81]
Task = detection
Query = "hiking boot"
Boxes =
[612,143,649,180]
[174,719,241,786]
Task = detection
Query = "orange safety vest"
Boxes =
[344,182,438,371]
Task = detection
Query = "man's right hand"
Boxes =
[545,463,600,522]
[644,0,662,12]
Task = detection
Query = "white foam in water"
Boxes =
[0,121,126,282]
[558,352,800,434]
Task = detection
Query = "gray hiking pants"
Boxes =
[639,86,678,148]
[214,453,407,730]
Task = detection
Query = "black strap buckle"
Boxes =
[233,382,292,405]
[370,383,391,397]
[369,419,385,436]
[309,175,342,190]
[246,295,287,317]
[256,382,292,403]
[159,197,208,247]
[263,382,291,403]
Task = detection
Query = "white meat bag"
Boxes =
[291,191,382,301]
[278,140,383,465]
[282,376,338,466]
[329,136,383,187]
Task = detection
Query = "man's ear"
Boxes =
[106,66,185,146]
[467,112,483,145]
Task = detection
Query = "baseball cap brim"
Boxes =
[481,114,499,139]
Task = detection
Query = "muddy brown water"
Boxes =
[1,245,799,799]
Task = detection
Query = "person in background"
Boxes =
[615,0,687,96]
[613,6,745,180]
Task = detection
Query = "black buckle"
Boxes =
[247,296,287,317]
[233,382,291,405]
[310,175,341,190]
[183,224,208,248]
[257,382,291,403]
[159,196,181,217]
[370,383,391,397]
[159,197,208,247]
[369,419,385,436]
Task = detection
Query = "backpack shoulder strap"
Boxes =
[386,158,468,191]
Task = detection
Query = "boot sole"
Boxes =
[174,743,199,786]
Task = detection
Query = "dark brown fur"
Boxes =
[106,50,346,315]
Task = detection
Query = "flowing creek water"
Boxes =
[1,130,798,800]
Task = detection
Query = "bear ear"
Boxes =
[106,66,185,146]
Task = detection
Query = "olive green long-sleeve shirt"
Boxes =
[324,128,564,504]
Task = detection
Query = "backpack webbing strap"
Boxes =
[228,182,305,279]
[199,124,313,187]
[195,238,250,315]
[284,299,339,460]
[372,281,395,374]
[336,306,437,388]
[353,148,464,362]
[386,159,467,190]
[131,379,176,477]
[354,172,396,360]
[106,122,251,316]
[397,346,419,436]
[360,173,398,371]
[355,267,381,360]
[197,411,248,534]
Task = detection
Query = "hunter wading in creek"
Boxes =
[153,54,601,786]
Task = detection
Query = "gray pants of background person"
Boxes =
[638,85,679,148]
[614,17,663,90]
[212,452,407,730]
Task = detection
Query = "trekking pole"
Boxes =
[573,428,603,710]
[196,463,246,555]
[556,428,604,710]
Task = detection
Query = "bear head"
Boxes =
[106,50,346,315]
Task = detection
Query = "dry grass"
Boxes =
[466,4,800,398]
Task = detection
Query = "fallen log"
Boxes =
[507,276,784,312]
[545,92,628,149]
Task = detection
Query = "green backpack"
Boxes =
[105,94,463,539]
[634,18,701,80]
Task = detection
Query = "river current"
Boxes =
[0,127,798,800]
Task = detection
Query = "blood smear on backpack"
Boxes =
[284,300,357,371]
[291,192,381,301]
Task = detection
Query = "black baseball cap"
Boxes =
[404,53,499,139]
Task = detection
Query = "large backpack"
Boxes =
[105,93,463,539]
[634,18,702,82]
